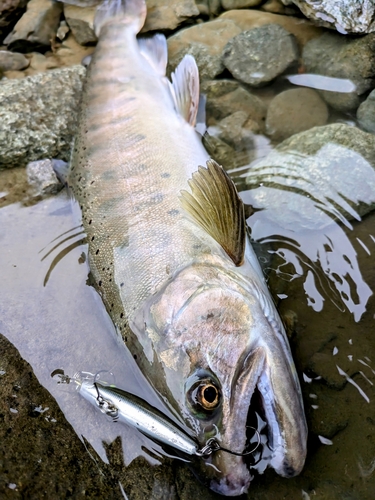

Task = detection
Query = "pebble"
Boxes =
[281,0,375,34]
[266,88,329,141]
[26,159,63,196]
[201,79,266,130]
[64,4,96,46]
[357,89,375,134]
[4,0,63,52]
[303,32,375,112]
[142,0,199,32]
[0,50,29,71]
[222,24,299,87]
[168,18,241,80]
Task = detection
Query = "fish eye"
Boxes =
[198,383,220,410]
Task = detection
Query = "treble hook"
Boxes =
[196,426,261,457]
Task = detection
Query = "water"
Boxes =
[1,56,375,500]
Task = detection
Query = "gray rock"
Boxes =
[266,88,329,141]
[26,159,64,196]
[222,24,299,87]
[0,65,85,169]
[63,4,96,46]
[357,89,375,134]
[201,79,267,130]
[221,0,263,10]
[303,32,375,112]
[281,0,375,34]
[4,0,63,52]
[0,49,29,71]
[168,18,241,80]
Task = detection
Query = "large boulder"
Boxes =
[281,0,375,34]
[0,65,85,169]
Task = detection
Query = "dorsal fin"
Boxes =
[138,34,168,76]
[180,159,246,266]
[169,55,200,126]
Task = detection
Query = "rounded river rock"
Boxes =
[222,23,299,87]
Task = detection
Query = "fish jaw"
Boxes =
[132,261,307,495]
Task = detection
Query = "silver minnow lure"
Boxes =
[75,374,260,459]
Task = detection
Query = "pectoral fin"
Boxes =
[180,159,246,266]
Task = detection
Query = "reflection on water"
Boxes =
[238,144,375,321]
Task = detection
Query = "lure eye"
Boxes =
[198,383,220,410]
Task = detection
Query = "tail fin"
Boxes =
[94,0,146,36]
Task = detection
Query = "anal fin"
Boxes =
[180,159,246,266]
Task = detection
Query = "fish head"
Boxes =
[136,263,307,496]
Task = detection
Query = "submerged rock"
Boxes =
[4,0,63,52]
[222,24,299,86]
[167,18,241,80]
[281,0,375,34]
[303,32,375,112]
[357,89,375,134]
[265,88,329,141]
[0,65,85,169]
[0,49,29,71]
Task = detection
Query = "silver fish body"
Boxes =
[67,0,307,495]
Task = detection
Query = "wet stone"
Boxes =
[281,0,375,34]
[0,49,29,71]
[265,88,329,141]
[357,89,375,134]
[302,32,375,112]
[167,18,241,80]
[26,159,64,196]
[222,24,299,87]
[4,0,63,52]
[195,0,221,17]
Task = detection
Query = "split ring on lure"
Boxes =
[52,369,261,459]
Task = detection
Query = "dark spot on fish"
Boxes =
[120,282,124,287]
[96,249,100,255]
[125,336,128,342]
[168,209,179,216]
[193,244,201,250]
[207,312,214,319]
[90,180,95,185]
[102,267,105,271]
[133,354,137,360]
[152,193,164,203]
[111,303,114,308]
[98,281,102,286]
[161,172,170,178]
[109,278,112,282]
[120,313,123,318]
[91,236,95,241]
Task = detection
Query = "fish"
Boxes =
[65,0,307,495]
